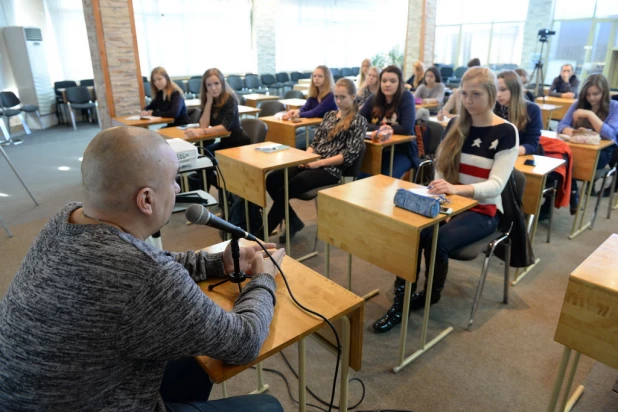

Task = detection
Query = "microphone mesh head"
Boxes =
[185,204,207,224]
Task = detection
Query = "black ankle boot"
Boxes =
[408,261,448,311]
[279,212,305,243]
[373,277,415,333]
[408,289,442,311]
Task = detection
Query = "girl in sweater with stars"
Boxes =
[374,67,519,333]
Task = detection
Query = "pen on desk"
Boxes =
[427,185,433,189]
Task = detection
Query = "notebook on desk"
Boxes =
[255,143,290,153]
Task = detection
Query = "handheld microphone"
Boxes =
[185,204,257,241]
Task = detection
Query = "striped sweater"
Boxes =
[0,203,277,411]
[438,122,519,215]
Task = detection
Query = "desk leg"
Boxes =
[512,215,541,286]
[547,346,572,412]
[339,315,351,412]
[306,127,310,150]
[284,168,291,255]
[558,351,581,412]
[325,243,330,279]
[569,181,593,239]
[393,224,453,373]
[389,147,395,177]
[298,338,307,412]
[249,362,269,394]
[244,199,250,236]
[221,381,228,398]
[347,254,352,290]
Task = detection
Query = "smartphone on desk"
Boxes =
[524,159,536,166]
[440,206,453,215]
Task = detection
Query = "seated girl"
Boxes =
[283,65,337,120]
[405,61,425,92]
[437,89,460,120]
[373,67,519,333]
[265,78,367,242]
[357,58,371,89]
[414,66,446,108]
[494,70,542,155]
[356,66,380,108]
[141,67,189,126]
[185,68,250,152]
[359,65,417,178]
[558,73,618,200]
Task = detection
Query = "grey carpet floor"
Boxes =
[1,124,617,411]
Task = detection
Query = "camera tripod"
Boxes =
[530,36,549,101]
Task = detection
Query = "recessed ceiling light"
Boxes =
[58,166,70,171]
[0,193,8,197]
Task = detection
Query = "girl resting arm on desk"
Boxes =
[373,67,519,333]
[356,66,380,108]
[265,78,367,242]
[359,65,417,178]
[185,68,250,151]
[414,66,445,107]
[141,66,189,126]
[283,65,338,120]
[558,73,618,170]
[404,60,425,92]
[494,70,542,155]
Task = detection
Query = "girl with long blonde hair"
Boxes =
[357,58,371,88]
[282,65,337,120]
[141,66,189,126]
[356,66,380,108]
[265,78,367,241]
[494,70,542,155]
[374,67,519,333]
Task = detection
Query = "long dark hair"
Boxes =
[199,68,236,110]
[425,66,442,83]
[575,74,610,129]
[371,65,405,121]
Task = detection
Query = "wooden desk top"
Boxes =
[195,240,365,382]
[260,116,323,128]
[515,155,565,176]
[157,126,230,141]
[537,103,563,111]
[279,98,307,106]
[428,115,450,127]
[319,174,478,231]
[570,234,618,294]
[535,96,575,106]
[238,105,261,115]
[112,116,175,127]
[541,130,616,152]
[416,102,439,109]
[243,94,279,101]
[364,134,415,148]
[185,98,201,108]
[216,142,320,171]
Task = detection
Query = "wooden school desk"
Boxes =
[535,96,574,125]
[538,103,564,130]
[243,94,279,108]
[547,234,618,412]
[215,142,320,256]
[278,98,306,110]
[318,175,477,372]
[541,131,617,239]
[112,116,174,128]
[185,99,260,118]
[197,240,364,412]
[361,135,416,177]
[260,116,323,149]
[512,154,566,285]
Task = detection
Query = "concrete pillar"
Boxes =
[254,0,276,75]
[403,0,438,80]
[82,0,144,129]
[520,0,555,77]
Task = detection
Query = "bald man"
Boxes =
[0,127,285,411]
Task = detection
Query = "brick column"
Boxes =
[254,0,276,74]
[520,0,555,75]
[403,0,437,80]
[82,0,144,129]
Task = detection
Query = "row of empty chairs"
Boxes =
[0,91,42,144]
[53,80,100,130]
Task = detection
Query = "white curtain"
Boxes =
[0,0,17,90]
[43,0,93,82]
[275,0,408,72]
[133,0,255,77]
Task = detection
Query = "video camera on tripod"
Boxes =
[538,28,556,42]
[530,28,557,99]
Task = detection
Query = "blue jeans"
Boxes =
[416,210,499,289]
[161,358,283,412]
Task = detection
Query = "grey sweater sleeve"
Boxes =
[116,261,276,364]
[172,250,226,282]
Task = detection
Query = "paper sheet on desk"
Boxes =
[255,143,290,153]
[126,115,141,120]
[407,188,447,202]
[127,115,162,121]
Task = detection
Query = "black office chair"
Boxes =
[301,72,312,79]
[449,169,526,330]
[65,86,101,131]
[294,143,367,257]
[80,79,94,87]
[187,107,202,124]
[284,90,305,99]
[276,72,295,91]
[144,81,152,103]
[439,66,454,80]
[340,68,352,77]
[227,75,250,95]
[187,78,202,99]
[414,120,445,184]
[351,67,360,76]
[331,68,341,80]
[142,76,148,83]
[244,74,268,93]
[174,80,187,94]
[54,80,77,125]
[258,101,285,117]
[290,72,302,83]
[240,118,268,144]
[236,94,246,105]
[0,91,40,139]
[261,74,284,96]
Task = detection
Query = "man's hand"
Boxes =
[251,248,286,279]
[562,92,575,99]
[222,242,276,274]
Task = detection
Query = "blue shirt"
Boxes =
[558,100,618,141]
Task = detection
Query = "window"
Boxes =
[275,0,408,72]
[133,0,254,77]
[434,26,460,66]
[489,23,524,66]
[554,0,595,20]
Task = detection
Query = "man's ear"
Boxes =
[136,187,154,215]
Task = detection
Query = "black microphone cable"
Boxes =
[201,147,229,221]
[254,239,343,412]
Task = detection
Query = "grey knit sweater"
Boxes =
[0,203,276,411]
